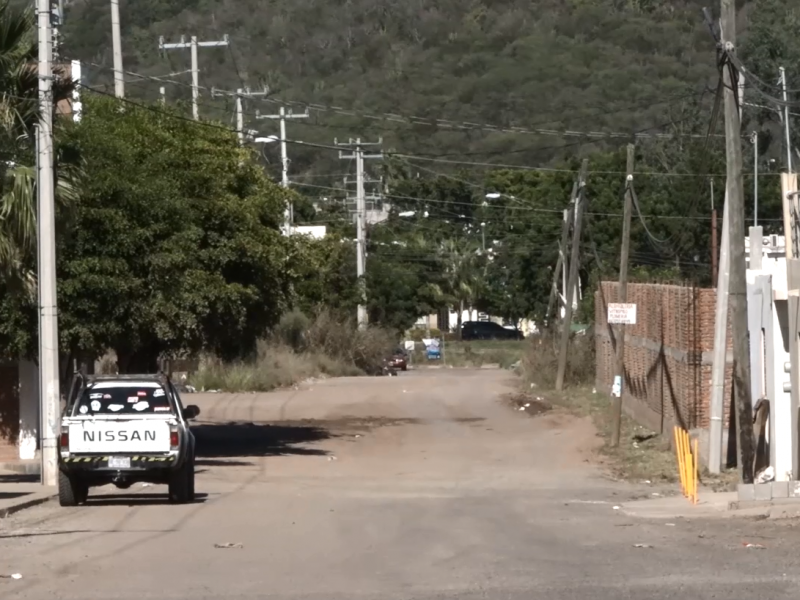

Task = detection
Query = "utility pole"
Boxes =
[610,144,635,448]
[721,0,756,483]
[257,106,309,230]
[110,0,124,97]
[213,87,270,145]
[159,86,166,104]
[158,34,229,120]
[37,0,60,487]
[711,179,718,284]
[780,67,793,173]
[555,159,589,392]
[337,138,383,329]
[546,183,577,324]
[752,132,759,226]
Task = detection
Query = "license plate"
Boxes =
[108,456,131,469]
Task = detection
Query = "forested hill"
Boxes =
[60,0,777,172]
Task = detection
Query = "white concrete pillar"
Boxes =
[18,360,39,460]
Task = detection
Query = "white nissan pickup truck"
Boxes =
[58,373,201,506]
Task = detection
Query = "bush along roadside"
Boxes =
[188,310,397,393]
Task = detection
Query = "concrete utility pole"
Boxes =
[610,144,635,448]
[555,159,589,392]
[213,87,270,145]
[780,67,793,173]
[158,34,229,120]
[721,0,756,483]
[752,132,759,226]
[711,179,718,284]
[337,138,383,329]
[257,107,308,229]
[110,0,124,97]
[37,0,60,487]
[546,183,577,325]
[708,44,747,475]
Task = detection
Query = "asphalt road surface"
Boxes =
[3,369,800,599]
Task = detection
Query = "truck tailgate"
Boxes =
[67,418,172,453]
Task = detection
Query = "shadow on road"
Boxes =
[0,491,29,500]
[0,528,174,539]
[195,458,255,467]
[86,492,209,506]
[0,473,39,484]
[193,421,331,460]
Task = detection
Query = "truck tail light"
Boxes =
[170,430,179,448]
[60,429,69,450]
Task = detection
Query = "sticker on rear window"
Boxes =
[132,401,149,411]
[154,406,171,412]
[108,404,124,412]
[127,396,138,403]
[137,391,147,397]
[79,405,88,414]
[153,389,165,397]
[103,394,112,399]
[90,400,101,411]
[89,393,103,399]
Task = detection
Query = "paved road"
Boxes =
[2,370,800,599]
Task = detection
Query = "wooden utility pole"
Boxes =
[710,179,718,284]
[610,144,635,447]
[721,0,756,483]
[556,159,589,392]
[546,182,577,324]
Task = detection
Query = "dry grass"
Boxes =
[520,328,678,484]
[521,328,594,389]
[411,339,527,368]
[520,328,741,489]
[189,311,396,392]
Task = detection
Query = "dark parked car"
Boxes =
[461,321,524,341]
[387,348,408,371]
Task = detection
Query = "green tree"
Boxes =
[0,0,76,292]
[57,95,292,369]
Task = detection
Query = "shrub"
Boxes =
[522,327,595,389]
[274,309,311,351]
[188,309,396,391]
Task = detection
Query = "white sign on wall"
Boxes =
[608,303,637,325]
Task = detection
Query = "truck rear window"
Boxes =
[73,382,174,415]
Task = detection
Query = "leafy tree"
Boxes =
[289,233,359,316]
[57,95,292,369]
[0,0,77,292]
[740,0,800,166]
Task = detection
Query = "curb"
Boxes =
[0,494,56,519]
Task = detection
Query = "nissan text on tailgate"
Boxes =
[58,373,200,506]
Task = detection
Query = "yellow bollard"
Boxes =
[674,426,686,496]
[672,426,700,505]
[685,430,692,500]
[693,438,699,505]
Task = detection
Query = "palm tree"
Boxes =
[0,0,76,294]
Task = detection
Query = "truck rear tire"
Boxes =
[168,458,193,504]
[58,471,88,507]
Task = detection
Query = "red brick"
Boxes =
[595,282,730,433]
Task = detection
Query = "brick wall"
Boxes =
[595,282,732,434]
[0,364,20,462]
